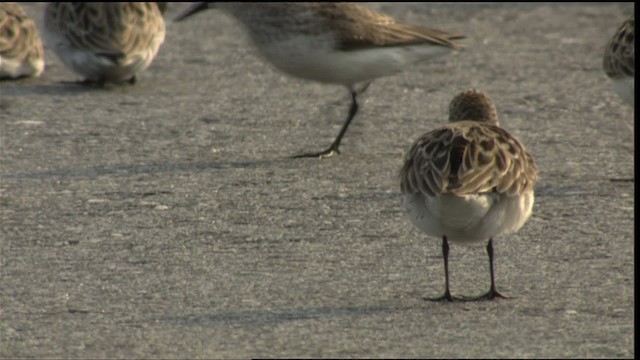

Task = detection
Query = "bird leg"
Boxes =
[293,83,371,159]
[468,238,508,301]
[426,236,456,301]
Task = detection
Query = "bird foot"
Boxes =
[424,290,458,302]
[425,289,509,302]
[292,147,340,159]
[460,289,509,301]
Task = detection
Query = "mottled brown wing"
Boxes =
[0,3,42,60]
[1,2,27,18]
[400,122,537,197]
[45,3,164,62]
[312,3,465,51]
[603,16,635,78]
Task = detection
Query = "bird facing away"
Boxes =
[400,89,537,301]
[43,2,166,85]
[0,2,45,80]
[175,2,465,158]
[603,16,634,107]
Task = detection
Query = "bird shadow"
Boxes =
[2,159,290,180]
[154,306,393,327]
[0,79,150,97]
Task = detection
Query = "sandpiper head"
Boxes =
[448,89,499,125]
[174,2,210,22]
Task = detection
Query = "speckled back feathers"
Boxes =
[206,2,465,51]
[43,2,165,82]
[603,16,634,79]
[44,3,165,62]
[400,90,537,198]
[0,2,44,78]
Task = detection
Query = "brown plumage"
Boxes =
[603,16,634,79]
[602,16,634,106]
[0,2,45,79]
[305,3,465,50]
[400,90,537,198]
[400,89,538,301]
[43,2,166,83]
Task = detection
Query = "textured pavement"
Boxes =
[0,3,634,358]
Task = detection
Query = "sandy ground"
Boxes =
[0,2,634,358]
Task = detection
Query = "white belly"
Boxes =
[403,191,534,244]
[257,36,456,86]
[0,55,44,79]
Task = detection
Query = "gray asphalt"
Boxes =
[0,2,634,359]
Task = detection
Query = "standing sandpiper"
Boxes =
[43,2,166,85]
[175,2,465,158]
[603,16,634,107]
[400,89,538,301]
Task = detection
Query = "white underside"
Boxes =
[43,30,164,82]
[610,77,634,107]
[257,37,456,85]
[0,56,44,79]
[403,191,534,244]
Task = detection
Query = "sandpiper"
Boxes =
[400,89,538,301]
[603,16,634,107]
[0,2,45,80]
[175,2,465,158]
[42,2,166,85]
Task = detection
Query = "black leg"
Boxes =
[474,238,507,300]
[127,75,137,85]
[293,84,369,159]
[426,236,455,301]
